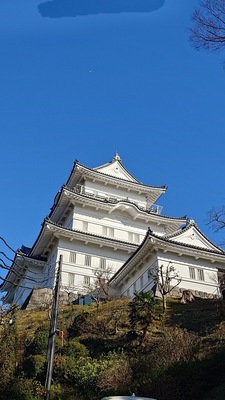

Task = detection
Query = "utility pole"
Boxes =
[45,254,62,400]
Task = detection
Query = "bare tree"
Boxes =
[149,262,181,312]
[190,0,225,52]
[84,267,114,312]
[208,206,225,233]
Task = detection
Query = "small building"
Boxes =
[1,154,225,308]
[110,223,225,299]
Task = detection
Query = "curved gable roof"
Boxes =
[29,219,138,259]
[93,154,139,182]
[165,220,224,253]
[66,158,167,196]
[110,226,225,285]
[48,186,187,233]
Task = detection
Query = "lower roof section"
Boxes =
[30,219,138,259]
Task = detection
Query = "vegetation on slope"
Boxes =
[1,294,225,400]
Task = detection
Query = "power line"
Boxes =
[0,251,14,262]
[0,237,18,254]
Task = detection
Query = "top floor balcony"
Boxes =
[148,204,163,215]
[74,184,163,214]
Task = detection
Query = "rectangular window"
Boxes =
[140,275,143,289]
[85,255,91,266]
[197,269,205,281]
[189,267,196,280]
[69,252,77,264]
[127,287,130,297]
[83,275,90,285]
[68,273,75,287]
[99,258,106,270]
[128,232,140,243]
[108,227,114,237]
[134,233,140,243]
[133,281,136,293]
[102,226,114,237]
[82,221,88,231]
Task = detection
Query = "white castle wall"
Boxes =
[116,251,220,298]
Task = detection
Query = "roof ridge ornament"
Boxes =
[113,152,122,162]
[187,218,195,226]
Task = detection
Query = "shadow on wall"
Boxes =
[38,0,165,18]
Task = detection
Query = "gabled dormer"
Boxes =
[166,220,225,253]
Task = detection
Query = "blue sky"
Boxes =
[1,0,225,273]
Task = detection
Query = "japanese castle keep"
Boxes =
[2,153,225,308]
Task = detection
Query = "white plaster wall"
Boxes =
[72,204,165,244]
[14,285,29,307]
[64,212,73,229]
[118,257,158,297]
[57,238,126,293]
[116,251,220,298]
[156,252,219,295]
[84,179,148,209]
[43,249,58,289]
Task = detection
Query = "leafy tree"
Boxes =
[190,0,225,53]
[129,291,160,344]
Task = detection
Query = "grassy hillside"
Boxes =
[1,295,225,400]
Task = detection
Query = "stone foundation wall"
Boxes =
[169,287,221,300]
[24,286,221,310]
[25,288,79,310]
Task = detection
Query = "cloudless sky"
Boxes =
[1,0,225,277]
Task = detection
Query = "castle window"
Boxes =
[109,227,114,237]
[189,267,196,280]
[99,258,106,270]
[85,255,91,266]
[69,252,77,264]
[68,273,75,287]
[128,232,140,243]
[82,221,88,231]
[197,269,205,281]
[83,275,90,285]
[102,226,114,237]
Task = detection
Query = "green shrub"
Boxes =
[25,328,49,356]
[61,338,89,358]
[69,312,91,337]
[97,351,133,394]
[2,377,44,400]
[152,326,200,373]
[21,354,45,379]
[0,321,18,387]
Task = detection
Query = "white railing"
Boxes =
[148,204,163,215]
[74,185,162,214]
